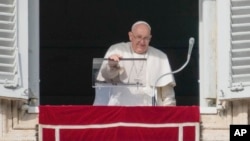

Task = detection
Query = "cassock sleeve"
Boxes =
[96,43,125,82]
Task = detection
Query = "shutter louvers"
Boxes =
[0,0,18,88]
[231,0,250,87]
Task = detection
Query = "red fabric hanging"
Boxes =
[39,105,200,141]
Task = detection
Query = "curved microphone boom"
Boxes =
[152,37,195,106]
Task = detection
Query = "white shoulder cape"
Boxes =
[97,42,175,87]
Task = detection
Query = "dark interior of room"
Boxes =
[40,0,199,105]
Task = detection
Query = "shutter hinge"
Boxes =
[230,83,244,92]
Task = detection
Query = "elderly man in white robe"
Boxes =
[94,21,176,106]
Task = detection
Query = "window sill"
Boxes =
[28,106,39,113]
[200,107,217,114]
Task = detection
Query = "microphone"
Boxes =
[152,37,195,106]
[188,37,195,59]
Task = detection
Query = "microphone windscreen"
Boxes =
[188,37,195,55]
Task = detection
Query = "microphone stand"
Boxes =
[152,37,195,106]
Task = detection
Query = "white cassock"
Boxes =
[93,42,176,106]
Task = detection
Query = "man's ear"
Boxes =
[128,32,133,41]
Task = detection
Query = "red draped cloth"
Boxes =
[39,106,200,141]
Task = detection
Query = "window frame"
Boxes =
[0,0,39,113]
[199,0,231,114]
[199,0,250,113]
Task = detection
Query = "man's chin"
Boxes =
[136,51,147,54]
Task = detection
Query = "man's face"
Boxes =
[129,24,152,54]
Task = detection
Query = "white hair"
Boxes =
[131,21,151,31]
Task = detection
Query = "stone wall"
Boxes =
[201,100,249,141]
[0,99,38,141]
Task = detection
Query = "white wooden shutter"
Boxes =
[220,0,250,100]
[0,0,28,99]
